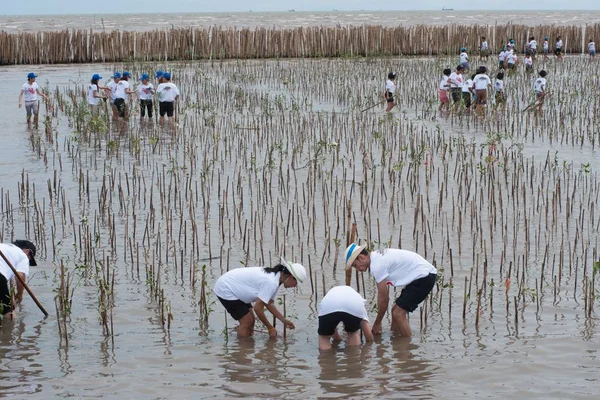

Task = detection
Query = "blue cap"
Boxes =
[155,70,164,78]
[163,72,171,80]
[140,73,149,81]
[461,47,466,51]
[123,71,131,77]
[27,72,37,79]
[544,36,548,40]
[114,71,122,79]
[92,73,102,80]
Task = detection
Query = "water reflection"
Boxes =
[219,338,308,398]
[0,318,44,396]
[317,344,370,396]
[374,338,436,397]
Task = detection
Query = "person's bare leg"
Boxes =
[237,311,255,337]
[347,331,361,346]
[319,335,333,350]
[391,304,412,337]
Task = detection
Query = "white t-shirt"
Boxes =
[507,53,517,65]
[21,82,39,102]
[535,77,546,93]
[499,51,506,61]
[439,76,449,90]
[589,42,596,52]
[114,81,130,100]
[473,74,491,90]
[369,249,437,288]
[495,79,504,92]
[529,40,537,50]
[385,79,395,95]
[0,243,30,281]
[213,267,280,304]
[481,41,488,50]
[460,52,469,64]
[449,72,463,88]
[462,78,473,93]
[138,83,154,100]
[543,41,549,51]
[524,57,533,66]
[107,80,119,101]
[88,84,100,105]
[157,82,180,102]
[318,285,369,321]
[556,39,563,49]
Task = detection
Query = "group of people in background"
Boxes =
[17,70,180,128]
[430,34,580,115]
[88,70,180,125]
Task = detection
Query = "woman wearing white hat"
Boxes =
[214,257,306,338]
[344,244,437,337]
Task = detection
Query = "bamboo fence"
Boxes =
[0,23,599,65]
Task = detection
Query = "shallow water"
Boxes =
[1,57,600,398]
[1,10,600,33]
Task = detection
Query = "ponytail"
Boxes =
[263,264,290,275]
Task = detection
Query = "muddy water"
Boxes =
[1,58,600,399]
[1,10,600,33]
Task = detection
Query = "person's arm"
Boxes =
[93,89,103,99]
[18,89,24,108]
[361,320,375,342]
[15,272,26,303]
[254,298,277,337]
[372,279,389,334]
[265,299,295,329]
[36,88,48,100]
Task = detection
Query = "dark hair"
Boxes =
[539,70,548,77]
[481,36,486,40]
[443,68,451,76]
[91,78,99,85]
[471,74,476,80]
[264,264,292,276]
[496,71,504,80]
[388,72,397,80]
[529,36,535,40]
[456,65,464,71]
[120,76,129,81]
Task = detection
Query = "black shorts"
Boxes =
[461,91,472,108]
[395,273,437,313]
[318,311,362,336]
[218,296,251,321]
[451,88,462,103]
[159,101,174,117]
[114,98,127,118]
[555,48,562,56]
[386,96,395,103]
[0,273,13,315]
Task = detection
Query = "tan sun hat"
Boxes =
[280,257,306,283]
[345,243,366,270]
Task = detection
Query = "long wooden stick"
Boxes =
[0,249,48,316]
[361,100,385,113]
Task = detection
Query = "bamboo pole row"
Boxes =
[1,23,599,65]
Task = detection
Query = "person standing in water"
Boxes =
[384,72,397,112]
[87,73,107,117]
[156,72,180,126]
[137,73,154,121]
[344,244,437,337]
[318,285,374,350]
[214,257,306,338]
[18,72,49,128]
[0,240,38,317]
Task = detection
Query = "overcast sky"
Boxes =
[7,1,599,15]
